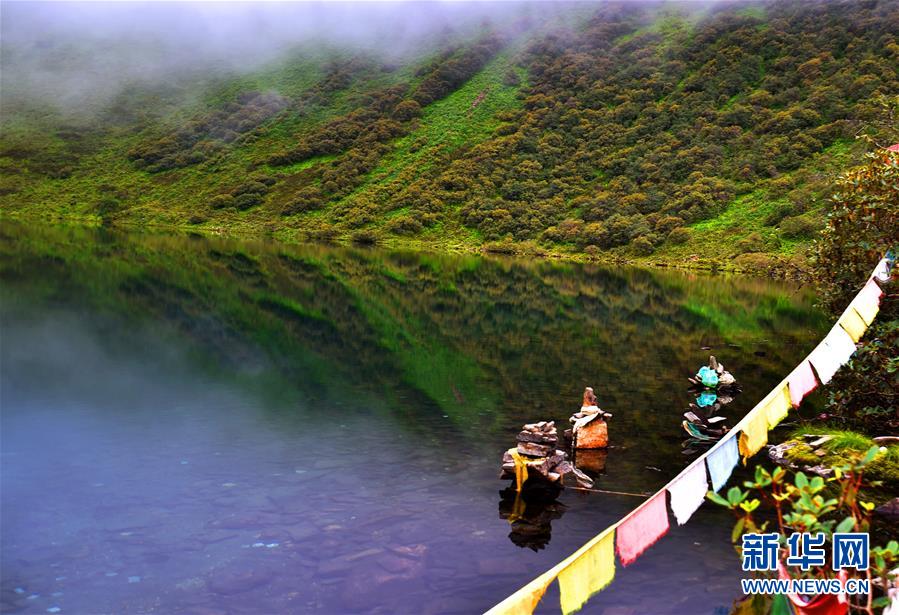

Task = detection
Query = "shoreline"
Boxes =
[0,211,813,280]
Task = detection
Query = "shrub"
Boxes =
[632,235,654,256]
[763,202,793,226]
[393,100,422,122]
[779,214,821,239]
[97,197,122,219]
[813,147,899,311]
[233,193,263,211]
[386,215,424,236]
[667,227,691,244]
[281,190,324,217]
[350,229,380,245]
[231,181,268,197]
[210,194,235,210]
[734,232,766,254]
[502,69,521,87]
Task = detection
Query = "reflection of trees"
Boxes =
[0,224,827,450]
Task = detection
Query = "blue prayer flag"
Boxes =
[706,436,739,493]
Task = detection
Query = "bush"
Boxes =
[779,214,821,239]
[632,235,654,256]
[825,282,898,430]
[502,69,521,87]
[813,147,899,311]
[667,227,691,244]
[210,194,235,210]
[386,215,424,236]
[734,232,766,254]
[350,229,380,245]
[231,181,268,197]
[97,197,122,219]
[281,190,324,216]
[763,202,793,226]
[393,100,422,122]
[234,193,263,211]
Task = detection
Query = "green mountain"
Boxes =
[2,0,897,269]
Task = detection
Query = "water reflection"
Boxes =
[0,223,829,613]
[499,490,567,552]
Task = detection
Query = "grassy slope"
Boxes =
[0,6,881,274]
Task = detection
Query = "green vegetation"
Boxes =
[0,221,826,448]
[711,460,898,613]
[2,1,898,269]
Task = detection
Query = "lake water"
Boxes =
[0,223,830,614]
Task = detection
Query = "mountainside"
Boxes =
[2,0,897,269]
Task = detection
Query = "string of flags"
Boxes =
[486,254,893,615]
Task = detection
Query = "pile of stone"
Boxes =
[500,421,593,488]
[688,355,739,392]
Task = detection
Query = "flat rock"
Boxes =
[517,442,553,457]
[875,498,899,523]
[517,431,557,444]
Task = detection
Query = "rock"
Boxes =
[517,442,554,457]
[517,431,558,444]
[874,436,899,445]
[809,435,834,448]
[874,498,899,524]
[574,418,608,449]
[571,468,594,488]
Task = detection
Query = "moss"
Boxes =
[867,445,899,487]
[781,430,898,490]
[783,442,821,466]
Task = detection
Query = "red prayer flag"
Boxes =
[859,278,883,303]
[615,491,669,566]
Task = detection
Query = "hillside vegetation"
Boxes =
[1,0,897,270]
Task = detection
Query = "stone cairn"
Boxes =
[500,421,593,489]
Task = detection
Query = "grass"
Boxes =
[653,140,858,265]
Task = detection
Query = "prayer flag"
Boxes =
[668,462,708,525]
[557,528,616,615]
[484,570,556,615]
[738,406,768,462]
[707,436,739,492]
[823,326,857,365]
[852,279,883,326]
[809,341,841,385]
[616,491,669,566]
[762,382,791,429]
[872,258,890,283]
[838,307,868,343]
[787,360,818,408]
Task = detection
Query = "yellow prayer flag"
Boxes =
[839,307,868,342]
[739,406,768,462]
[852,296,878,326]
[763,382,791,429]
[508,448,529,493]
[558,528,616,615]
[484,570,556,615]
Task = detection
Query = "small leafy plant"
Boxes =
[709,446,898,613]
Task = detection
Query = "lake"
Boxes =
[0,222,829,614]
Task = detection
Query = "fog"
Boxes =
[0,1,586,114]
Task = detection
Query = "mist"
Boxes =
[0,1,585,115]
